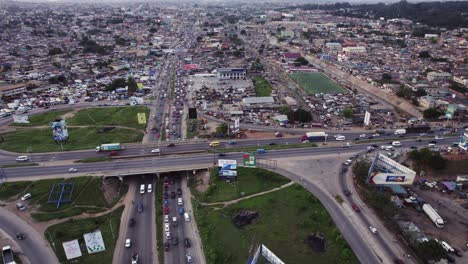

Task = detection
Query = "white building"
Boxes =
[216,68,246,80]
[343,46,366,54]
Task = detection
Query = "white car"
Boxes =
[165,231,171,240]
[369,226,377,234]
[185,254,193,263]
[336,136,346,141]
[21,193,31,201]
[16,156,29,162]
[139,184,145,194]
[178,197,183,206]
[147,184,152,193]
[372,133,380,137]
[165,223,170,232]
[68,168,78,173]
[125,239,131,248]
[164,215,169,223]
[151,149,160,153]
[359,134,366,138]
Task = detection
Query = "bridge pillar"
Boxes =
[156,173,160,180]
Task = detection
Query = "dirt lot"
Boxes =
[102,177,121,205]
[405,186,468,259]
[192,170,211,193]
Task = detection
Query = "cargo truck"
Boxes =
[422,204,444,228]
[2,246,16,264]
[301,132,328,142]
[95,143,124,152]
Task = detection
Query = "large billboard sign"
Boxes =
[83,230,106,254]
[244,152,256,167]
[219,170,238,177]
[261,244,286,264]
[459,132,467,151]
[51,119,69,142]
[368,154,416,186]
[62,239,82,260]
[234,118,240,133]
[218,159,237,167]
[364,111,371,126]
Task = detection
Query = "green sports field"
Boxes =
[289,72,347,94]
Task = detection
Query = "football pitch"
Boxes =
[289,72,347,94]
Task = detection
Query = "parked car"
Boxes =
[177,188,182,195]
[147,184,152,193]
[185,254,193,263]
[343,189,352,196]
[164,215,169,223]
[170,192,176,199]
[21,193,31,201]
[129,218,135,227]
[166,143,175,147]
[164,241,170,251]
[172,237,178,245]
[178,198,183,206]
[16,203,26,211]
[164,207,169,215]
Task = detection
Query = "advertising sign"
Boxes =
[234,118,240,133]
[83,230,106,254]
[12,115,30,124]
[385,175,406,183]
[261,244,286,264]
[364,111,371,126]
[62,240,82,260]
[137,113,147,124]
[221,164,237,170]
[243,152,256,167]
[219,170,237,177]
[217,159,237,167]
[51,119,69,142]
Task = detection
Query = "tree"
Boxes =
[414,240,447,263]
[279,106,291,115]
[240,29,246,35]
[215,123,228,135]
[423,107,444,120]
[415,88,427,97]
[342,108,354,118]
[294,57,309,66]
[149,27,157,33]
[127,77,138,95]
[418,51,431,58]
[429,153,447,170]
[381,73,392,81]
[287,109,312,123]
[48,47,62,56]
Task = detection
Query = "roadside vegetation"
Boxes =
[186,119,199,139]
[0,163,39,168]
[0,127,142,152]
[217,142,318,153]
[193,181,358,264]
[67,106,149,129]
[11,110,71,127]
[75,157,112,163]
[190,167,290,203]
[252,76,272,96]
[45,206,124,264]
[0,176,127,222]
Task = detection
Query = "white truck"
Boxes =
[2,246,16,264]
[394,129,407,136]
[422,204,444,228]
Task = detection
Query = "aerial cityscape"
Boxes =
[0,1,467,264]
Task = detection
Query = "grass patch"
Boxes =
[0,176,127,221]
[1,163,39,168]
[75,157,112,163]
[67,106,149,129]
[439,158,468,175]
[0,127,142,153]
[0,181,32,200]
[194,183,358,264]
[191,167,290,203]
[253,76,272,96]
[218,142,318,153]
[289,72,347,94]
[45,206,124,264]
[186,119,198,139]
[11,110,71,127]
[155,178,164,264]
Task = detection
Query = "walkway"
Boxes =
[198,181,294,208]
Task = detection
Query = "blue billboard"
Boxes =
[51,119,69,142]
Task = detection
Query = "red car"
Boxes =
[164,207,169,215]
[352,204,361,213]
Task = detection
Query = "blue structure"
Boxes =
[48,182,75,208]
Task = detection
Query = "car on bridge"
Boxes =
[16,156,29,162]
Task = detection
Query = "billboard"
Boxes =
[364,111,371,126]
[368,154,416,186]
[261,244,286,264]
[234,118,240,133]
[459,132,467,151]
[137,113,147,124]
[62,239,82,260]
[218,159,237,167]
[83,230,106,254]
[243,152,256,167]
[219,170,237,177]
[51,119,69,142]
[13,115,29,124]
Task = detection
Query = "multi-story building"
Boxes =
[217,68,246,80]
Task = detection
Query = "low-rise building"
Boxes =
[427,71,452,82]
[216,68,246,80]
[0,83,27,97]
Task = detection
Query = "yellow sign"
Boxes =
[137,113,147,124]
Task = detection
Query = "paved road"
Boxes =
[119,177,155,264]
[0,207,58,264]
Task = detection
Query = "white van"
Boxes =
[139,184,145,194]
[21,193,31,201]
[184,212,190,222]
[336,135,346,141]
[391,141,401,147]
[428,143,436,148]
